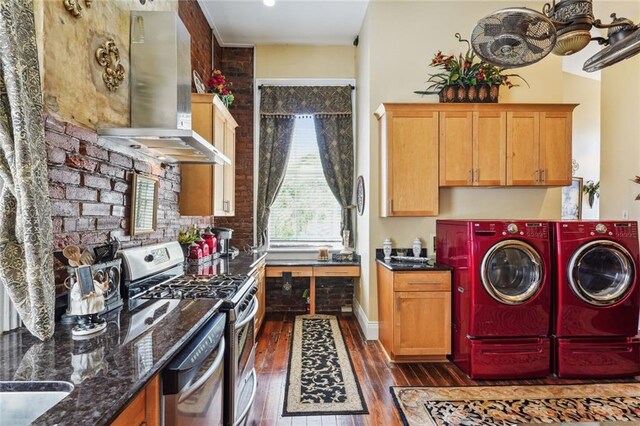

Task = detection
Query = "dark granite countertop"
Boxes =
[376,257,452,271]
[266,258,360,267]
[0,251,267,425]
[0,298,223,425]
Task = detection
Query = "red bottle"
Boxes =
[188,242,203,260]
[197,238,210,257]
[203,229,217,255]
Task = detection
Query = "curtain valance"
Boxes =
[260,86,352,117]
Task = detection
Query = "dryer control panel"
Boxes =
[561,221,638,238]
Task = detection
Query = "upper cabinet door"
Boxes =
[474,110,507,186]
[440,111,473,186]
[377,105,439,217]
[507,111,541,186]
[540,111,572,186]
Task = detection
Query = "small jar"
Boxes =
[412,237,422,258]
[189,242,203,260]
[197,239,210,257]
[383,238,392,260]
[203,228,217,255]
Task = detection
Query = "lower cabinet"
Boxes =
[255,260,266,333]
[377,264,451,362]
[111,375,160,426]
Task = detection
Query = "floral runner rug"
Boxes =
[391,383,640,425]
[283,314,368,416]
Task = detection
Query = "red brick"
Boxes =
[79,141,109,161]
[46,131,79,152]
[66,186,98,201]
[76,218,96,231]
[53,233,81,251]
[49,168,80,185]
[100,190,124,205]
[44,115,66,133]
[96,217,122,230]
[66,154,98,172]
[80,232,110,245]
[81,203,111,216]
[109,152,133,169]
[113,181,129,193]
[51,201,79,217]
[82,174,111,190]
[65,123,98,144]
[51,217,63,233]
[99,163,126,179]
[112,205,126,217]
[47,146,66,165]
[49,184,65,199]
[63,218,77,232]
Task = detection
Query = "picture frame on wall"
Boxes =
[561,177,583,220]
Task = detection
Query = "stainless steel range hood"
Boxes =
[98,11,229,165]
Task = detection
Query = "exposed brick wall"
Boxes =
[45,116,213,297]
[178,0,212,92]
[266,277,354,313]
[214,47,255,248]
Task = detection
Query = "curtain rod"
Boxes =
[258,84,355,90]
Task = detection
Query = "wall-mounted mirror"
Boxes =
[131,174,158,236]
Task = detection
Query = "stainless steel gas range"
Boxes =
[119,241,258,426]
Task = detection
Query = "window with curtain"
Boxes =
[268,116,342,247]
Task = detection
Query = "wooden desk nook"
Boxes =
[265,263,360,315]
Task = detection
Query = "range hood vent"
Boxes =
[97,11,229,165]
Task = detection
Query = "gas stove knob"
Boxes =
[250,287,258,295]
[240,301,248,310]
[144,254,154,263]
[507,223,518,234]
[595,223,607,234]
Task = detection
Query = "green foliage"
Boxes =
[583,180,600,208]
[178,227,198,245]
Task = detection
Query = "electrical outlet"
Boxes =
[623,210,629,219]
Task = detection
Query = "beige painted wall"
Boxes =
[598,2,640,221]
[33,0,177,129]
[255,45,355,78]
[562,72,601,219]
[356,1,573,323]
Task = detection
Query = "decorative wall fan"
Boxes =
[471,0,640,72]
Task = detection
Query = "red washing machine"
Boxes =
[436,220,552,379]
[551,221,640,378]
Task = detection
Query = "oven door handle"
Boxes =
[178,337,226,403]
[235,296,259,330]
[233,368,257,426]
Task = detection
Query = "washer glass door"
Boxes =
[481,240,543,305]
[569,240,634,306]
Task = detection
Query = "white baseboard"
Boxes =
[353,298,378,341]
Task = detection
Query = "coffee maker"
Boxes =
[212,227,234,256]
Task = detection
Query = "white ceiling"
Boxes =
[197,0,370,46]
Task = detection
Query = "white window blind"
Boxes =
[269,116,342,246]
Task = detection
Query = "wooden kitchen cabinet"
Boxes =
[375,104,439,217]
[440,110,506,186]
[377,264,451,362]
[111,375,160,426]
[180,94,238,216]
[255,259,266,333]
[507,107,574,186]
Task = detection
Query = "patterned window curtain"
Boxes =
[0,0,55,340]
[256,116,295,248]
[258,85,354,247]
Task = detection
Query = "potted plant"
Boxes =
[207,68,234,108]
[178,227,198,256]
[415,33,528,103]
[583,180,600,208]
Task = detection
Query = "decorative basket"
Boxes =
[439,84,499,103]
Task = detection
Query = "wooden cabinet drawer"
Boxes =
[266,266,313,278]
[394,271,450,292]
[313,266,360,277]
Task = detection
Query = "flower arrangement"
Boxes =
[583,180,600,207]
[208,68,234,108]
[420,33,528,97]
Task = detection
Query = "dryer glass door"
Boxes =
[569,240,634,306]
[481,240,543,305]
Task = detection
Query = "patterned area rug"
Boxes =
[283,314,368,416]
[391,383,640,425]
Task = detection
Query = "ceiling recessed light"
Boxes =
[263,0,275,6]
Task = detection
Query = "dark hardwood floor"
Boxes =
[247,313,637,425]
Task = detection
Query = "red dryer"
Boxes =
[551,221,640,378]
[436,220,552,379]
